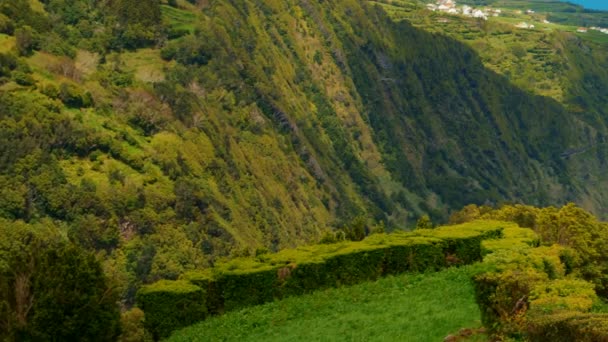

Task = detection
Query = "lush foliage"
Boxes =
[451,204,608,340]
[136,280,206,340]
[138,220,505,336]
[0,220,120,341]
[1,0,608,339]
[168,266,485,342]
[452,203,608,296]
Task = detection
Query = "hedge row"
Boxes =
[136,280,207,340]
[527,311,608,342]
[471,226,608,340]
[137,220,507,338]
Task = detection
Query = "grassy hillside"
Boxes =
[369,0,608,214]
[1,0,608,338]
[167,203,608,341]
[168,266,485,342]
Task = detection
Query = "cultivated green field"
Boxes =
[167,266,485,342]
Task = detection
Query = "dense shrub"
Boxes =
[0,53,17,77]
[527,312,608,342]
[58,82,93,108]
[216,266,279,312]
[471,221,608,341]
[118,308,152,342]
[139,220,506,337]
[14,26,38,56]
[0,13,13,34]
[457,203,608,296]
[23,244,121,341]
[136,280,206,340]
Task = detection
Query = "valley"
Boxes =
[0,0,607,340]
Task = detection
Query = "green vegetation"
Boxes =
[1,0,608,339]
[0,220,120,341]
[137,280,207,340]
[160,203,608,341]
[372,0,608,127]
[450,204,608,340]
[453,203,608,296]
[138,220,504,336]
[168,266,484,342]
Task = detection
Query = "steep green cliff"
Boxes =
[0,0,607,305]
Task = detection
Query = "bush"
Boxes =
[24,244,121,341]
[58,83,93,108]
[136,280,206,340]
[119,308,152,342]
[0,53,17,78]
[527,312,608,342]
[12,71,35,86]
[215,265,279,312]
[472,244,569,331]
[180,271,223,315]
[470,219,606,341]
[40,83,60,99]
[529,279,597,315]
[14,26,37,56]
[0,13,13,34]
[148,220,505,328]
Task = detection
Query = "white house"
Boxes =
[472,9,487,20]
[438,4,450,11]
[515,22,533,29]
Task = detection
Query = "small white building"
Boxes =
[515,22,534,29]
[438,4,450,11]
[577,27,588,33]
[472,9,487,20]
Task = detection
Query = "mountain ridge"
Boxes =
[0,0,607,308]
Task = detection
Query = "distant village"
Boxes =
[426,0,500,21]
[590,26,608,34]
[426,0,608,35]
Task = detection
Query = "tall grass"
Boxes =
[168,266,483,342]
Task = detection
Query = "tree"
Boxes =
[106,0,163,49]
[24,244,121,341]
[14,26,36,56]
[0,221,120,341]
[416,215,434,230]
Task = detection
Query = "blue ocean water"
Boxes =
[562,0,608,10]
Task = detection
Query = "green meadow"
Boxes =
[168,266,484,342]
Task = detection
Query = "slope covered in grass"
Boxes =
[168,266,483,342]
